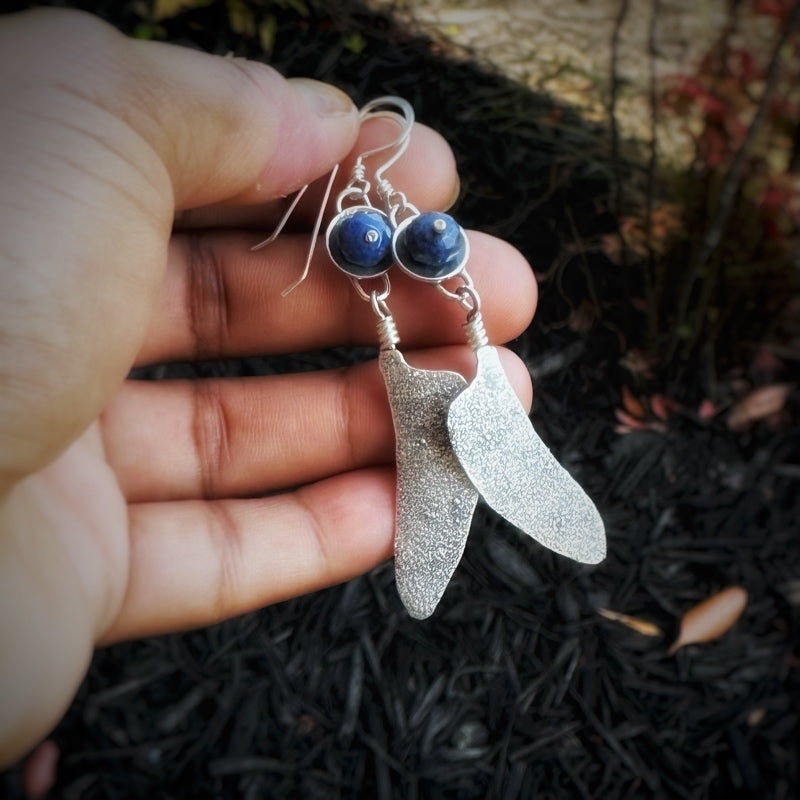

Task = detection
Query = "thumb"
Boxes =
[129,39,359,210]
[0,9,359,488]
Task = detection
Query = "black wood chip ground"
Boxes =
[1,1,798,798]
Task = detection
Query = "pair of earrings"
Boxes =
[255,97,606,619]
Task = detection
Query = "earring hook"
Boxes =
[251,96,414,296]
[355,96,415,182]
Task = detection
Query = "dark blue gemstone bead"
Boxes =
[395,212,467,280]
[329,209,393,277]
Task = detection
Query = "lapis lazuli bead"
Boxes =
[328,209,393,278]
[395,212,467,280]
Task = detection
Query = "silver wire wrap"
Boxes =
[373,300,400,350]
[463,311,489,350]
[335,161,373,212]
[377,177,420,227]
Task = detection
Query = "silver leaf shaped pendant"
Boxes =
[446,346,606,565]
[380,349,479,619]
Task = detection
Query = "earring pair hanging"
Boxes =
[254,96,606,620]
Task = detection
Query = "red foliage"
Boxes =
[753,0,796,20]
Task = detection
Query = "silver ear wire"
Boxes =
[330,97,414,214]
[280,165,340,297]
[250,184,309,252]
[250,165,339,297]
[251,97,415,297]
[324,97,416,288]
[356,96,414,177]
[356,98,420,229]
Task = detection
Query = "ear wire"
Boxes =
[251,96,415,297]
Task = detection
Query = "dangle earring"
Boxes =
[323,103,482,622]
[253,96,606,622]
[371,101,606,619]
[253,97,483,619]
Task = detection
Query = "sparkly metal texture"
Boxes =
[447,346,606,565]
[380,349,479,619]
[326,206,394,278]
[393,212,469,282]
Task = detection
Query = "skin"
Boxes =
[0,8,538,767]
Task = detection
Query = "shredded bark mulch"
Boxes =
[2,1,798,798]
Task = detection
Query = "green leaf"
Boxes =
[259,15,277,55]
[342,32,366,55]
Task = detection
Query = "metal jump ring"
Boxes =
[351,273,391,304]
[455,284,482,319]
[370,291,393,320]
[435,271,478,310]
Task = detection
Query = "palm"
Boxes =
[22,423,130,639]
[0,7,536,766]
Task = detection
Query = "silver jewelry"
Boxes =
[255,96,606,620]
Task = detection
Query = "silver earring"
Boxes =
[253,96,607,622]
[321,105,480,622]
[371,101,606,619]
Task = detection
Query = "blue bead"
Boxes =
[395,212,467,280]
[328,209,393,278]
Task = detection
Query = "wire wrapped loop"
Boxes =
[375,312,400,350]
[376,178,419,227]
[463,311,489,350]
[369,289,399,349]
[335,162,373,212]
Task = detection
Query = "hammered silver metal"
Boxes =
[446,346,606,565]
[379,349,479,619]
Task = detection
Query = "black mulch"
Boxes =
[2,1,799,798]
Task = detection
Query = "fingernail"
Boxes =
[289,78,355,117]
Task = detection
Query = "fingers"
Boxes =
[137,231,537,363]
[125,63,359,211]
[0,8,360,488]
[304,118,461,219]
[173,119,460,231]
[103,347,533,503]
[101,467,397,643]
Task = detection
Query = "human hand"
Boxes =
[0,8,537,766]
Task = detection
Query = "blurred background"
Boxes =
[2,1,799,798]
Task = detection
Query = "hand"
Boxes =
[0,8,537,765]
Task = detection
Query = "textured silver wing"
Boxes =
[379,349,479,619]
[446,346,606,565]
